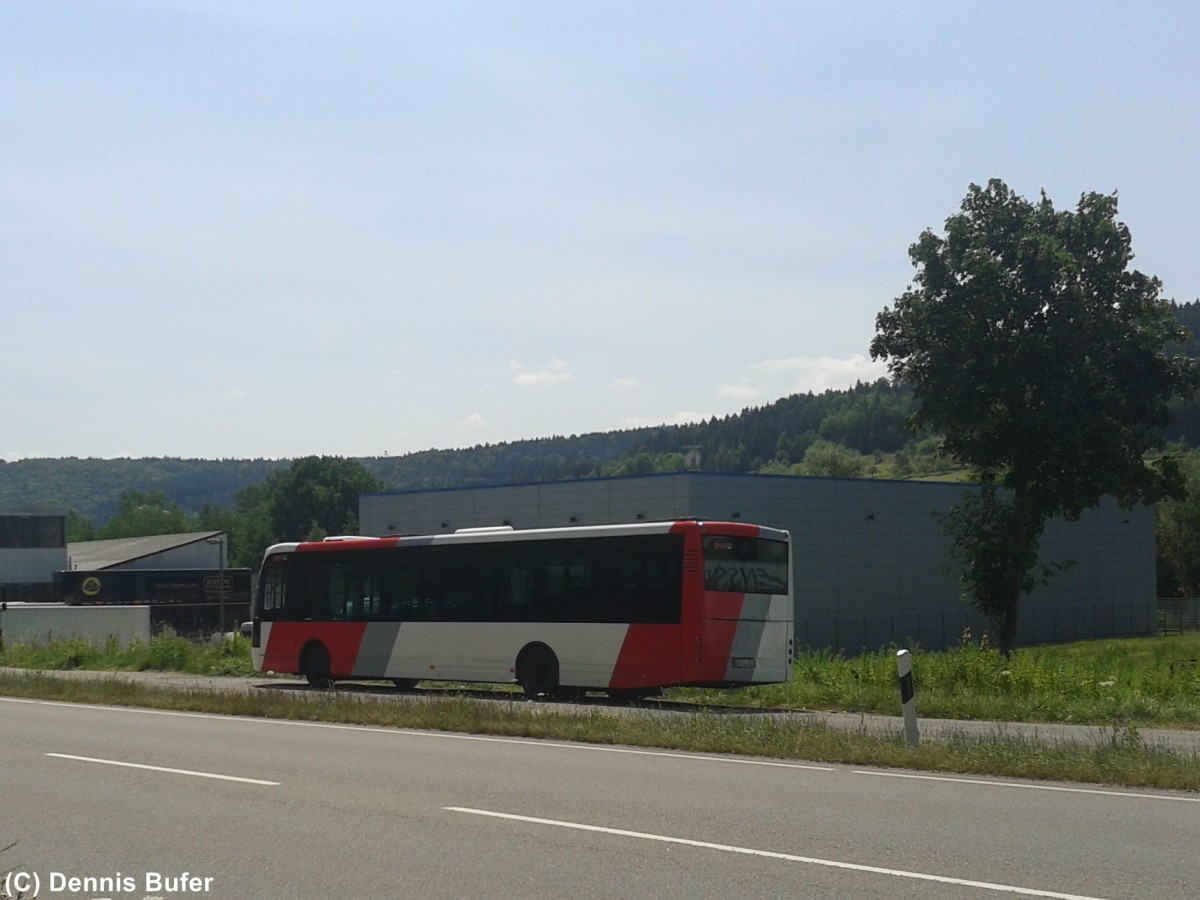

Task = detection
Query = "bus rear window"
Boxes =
[702,536,789,594]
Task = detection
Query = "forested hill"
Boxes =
[1,380,915,524]
[364,378,916,489]
[0,457,289,525]
[5,298,1199,525]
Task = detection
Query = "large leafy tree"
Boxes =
[97,490,197,539]
[231,456,383,565]
[1156,452,1200,598]
[871,179,1200,652]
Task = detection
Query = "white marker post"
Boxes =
[896,649,919,748]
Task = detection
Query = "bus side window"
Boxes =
[286,560,327,620]
[496,546,533,621]
[328,563,382,621]
[386,552,429,622]
[361,569,381,619]
[329,564,351,619]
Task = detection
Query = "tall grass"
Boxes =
[675,631,1200,727]
[3,628,1198,726]
[0,628,255,676]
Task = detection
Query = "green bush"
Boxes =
[0,630,255,677]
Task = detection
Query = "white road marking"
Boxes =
[446,806,1109,900]
[852,769,1200,802]
[46,753,280,785]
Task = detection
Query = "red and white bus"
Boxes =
[248,519,793,698]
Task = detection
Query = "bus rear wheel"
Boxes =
[516,644,559,700]
[300,642,332,689]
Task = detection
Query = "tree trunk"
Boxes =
[993,491,1038,657]
[993,600,1020,658]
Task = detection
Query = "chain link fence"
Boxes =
[1158,597,1200,634]
[797,599,1194,654]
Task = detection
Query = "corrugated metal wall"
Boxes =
[360,473,1155,652]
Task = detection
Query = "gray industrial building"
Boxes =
[1,512,230,602]
[0,507,68,602]
[66,531,229,573]
[0,523,246,635]
[359,472,1155,652]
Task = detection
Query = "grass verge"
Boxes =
[0,630,256,676]
[0,669,1196,793]
[677,631,1200,728]
[3,630,1198,727]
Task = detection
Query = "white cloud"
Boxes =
[463,412,486,428]
[743,353,888,397]
[512,359,574,387]
[717,382,759,401]
[610,377,639,390]
[514,370,573,386]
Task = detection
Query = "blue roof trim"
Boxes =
[360,469,968,500]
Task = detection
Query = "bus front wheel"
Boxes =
[516,644,559,700]
[300,642,332,689]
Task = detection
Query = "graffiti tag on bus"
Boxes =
[704,564,788,594]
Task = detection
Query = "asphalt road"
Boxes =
[2,696,1197,899]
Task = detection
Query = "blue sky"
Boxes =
[3,1,1198,460]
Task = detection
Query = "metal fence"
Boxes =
[797,599,1191,655]
[796,611,990,655]
[1158,597,1200,635]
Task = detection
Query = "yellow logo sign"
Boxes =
[81,576,102,597]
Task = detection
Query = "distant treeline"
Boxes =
[0,381,918,524]
[5,301,1198,526]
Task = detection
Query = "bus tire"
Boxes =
[516,643,559,700]
[392,678,418,691]
[300,642,332,689]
